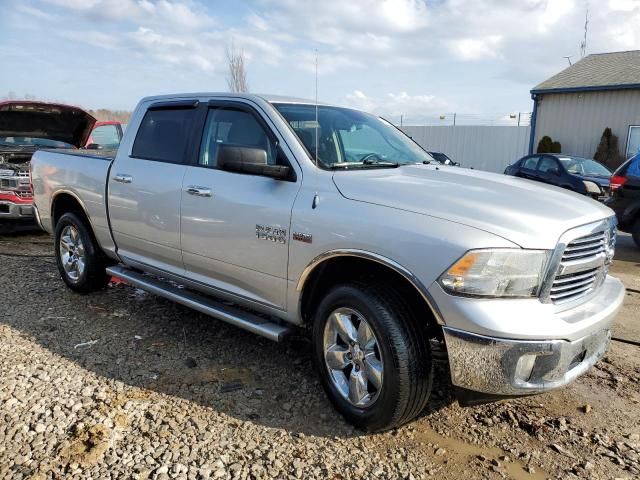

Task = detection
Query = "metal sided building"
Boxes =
[529,50,640,160]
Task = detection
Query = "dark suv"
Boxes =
[504,154,612,200]
[606,156,640,248]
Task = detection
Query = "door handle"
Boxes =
[186,185,212,197]
[113,173,133,184]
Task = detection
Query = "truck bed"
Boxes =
[41,148,117,161]
[31,148,116,255]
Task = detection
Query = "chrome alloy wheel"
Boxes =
[59,225,86,282]
[322,307,384,408]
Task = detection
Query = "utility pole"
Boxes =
[400,114,403,127]
[453,113,456,126]
[517,112,521,126]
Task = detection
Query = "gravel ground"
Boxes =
[0,223,639,480]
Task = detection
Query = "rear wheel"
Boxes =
[54,212,110,292]
[312,282,433,432]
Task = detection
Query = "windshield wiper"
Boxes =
[329,161,399,170]
[361,158,399,167]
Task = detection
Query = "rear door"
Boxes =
[517,155,540,180]
[180,100,301,309]
[108,100,200,275]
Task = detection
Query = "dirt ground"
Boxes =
[0,222,638,480]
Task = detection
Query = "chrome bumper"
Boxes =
[441,275,624,396]
[0,201,33,219]
[32,203,45,231]
[443,326,611,395]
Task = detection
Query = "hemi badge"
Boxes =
[293,232,312,244]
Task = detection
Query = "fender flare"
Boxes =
[296,248,445,325]
[50,189,93,227]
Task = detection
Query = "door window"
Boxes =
[88,124,120,149]
[522,156,539,170]
[536,156,559,173]
[199,108,278,167]
[132,107,197,163]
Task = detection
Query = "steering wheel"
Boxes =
[360,153,382,162]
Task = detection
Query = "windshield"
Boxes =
[558,156,611,176]
[274,103,433,168]
[0,136,74,149]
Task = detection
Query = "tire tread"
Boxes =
[313,281,434,431]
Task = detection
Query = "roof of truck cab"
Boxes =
[139,92,337,107]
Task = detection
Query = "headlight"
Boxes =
[439,249,551,298]
[583,180,601,195]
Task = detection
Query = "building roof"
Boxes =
[531,50,640,94]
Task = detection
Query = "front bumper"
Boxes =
[0,200,34,219]
[440,275,624,396]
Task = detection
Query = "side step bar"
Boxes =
[106,266,291,342]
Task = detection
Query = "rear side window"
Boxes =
[522,156,538,169]
[132,107,196,163]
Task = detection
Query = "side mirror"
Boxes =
[550,167,561,176]
[218,144,292,180]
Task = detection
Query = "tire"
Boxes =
[312,282,433,432]
[54,212,110,293]
[632,219,640,249]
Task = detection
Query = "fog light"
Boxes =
[514,354,537,382]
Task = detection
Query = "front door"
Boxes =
[108,101,199,275]
[535,155,561,186]
[180,101,301,309]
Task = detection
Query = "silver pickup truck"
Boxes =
[31,93,625,431]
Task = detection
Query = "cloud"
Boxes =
[344,90,451,122]
[8,0,640,116]
[449,35,503,61]
[43,0,215,30]
[126,27,222,73]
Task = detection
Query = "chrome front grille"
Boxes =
[0,170,31,195]
[561,231,607,261]
[543,220,616,305]
[549,267,600,302]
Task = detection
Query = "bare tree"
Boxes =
[226,42,249,93]
[580,4,589,58]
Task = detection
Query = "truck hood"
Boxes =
[332,165,614,249]
[0,101,96,148]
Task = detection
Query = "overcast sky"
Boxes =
[1,0,639,124]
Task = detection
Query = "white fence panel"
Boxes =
[401,125,531,173]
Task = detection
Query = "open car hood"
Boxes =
[0,101,96,148]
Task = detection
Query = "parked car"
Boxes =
[85,121,124,150]
[0,100,97,221]
[504,154,612,200]
[606,154,640,248]
[31,93,624,432]
[426,151,460,166]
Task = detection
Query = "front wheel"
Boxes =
[313,283,433,432]
[54,212,110,293]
